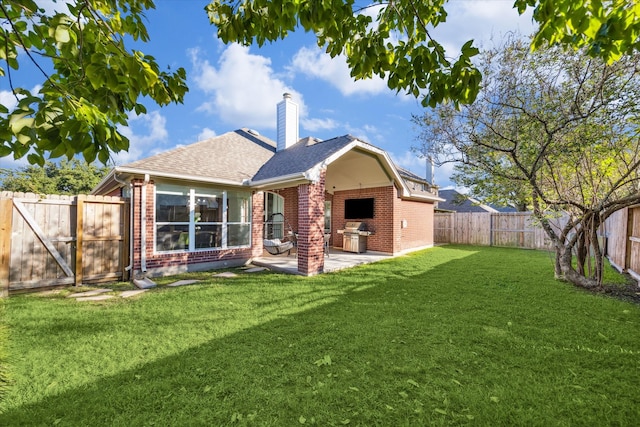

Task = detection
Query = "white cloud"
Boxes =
[431,1,536,58]
[301,117,337,133]
[112,111,169,165]
[390,150,458,188]
[0,90,19,112]
[391,150,425,175]
[290,47,388,97]
[197,127,217,140]
[190,44,305,129]
[1,85,42,113]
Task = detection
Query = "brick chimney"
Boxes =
[277,93,298,151]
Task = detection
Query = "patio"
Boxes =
[252,247,393,275]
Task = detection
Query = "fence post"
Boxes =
[75,195,85,286]
[0,198,12,297]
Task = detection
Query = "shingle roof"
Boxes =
[437,189,497,213]
[437,189,519,212]
[252,134,356,182]
[396,166,428,184]
[122,129,276,183]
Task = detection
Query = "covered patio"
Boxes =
[252,248,394,275]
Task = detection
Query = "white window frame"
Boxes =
[154,184,251,253]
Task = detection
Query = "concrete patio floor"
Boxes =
[252,247,393,275]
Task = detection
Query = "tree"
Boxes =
[206,0,640,108]
[2,1,638,165]
[0,159,109,194]
[412,37,640,289]
[514,0,640,63]
[0,0,188,166]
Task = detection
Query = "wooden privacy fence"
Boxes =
[0,192,130,296]
[434,212,562,250]
[604,206,640,281]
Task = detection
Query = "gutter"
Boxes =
[112,173,134,277]
[401,193,445,203]
[114,167,247,187]
[249,171,310,189]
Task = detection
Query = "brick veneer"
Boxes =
[251,191,265,258]
[130,179,254,277]
[332,185,397,253]
[399,198,434,251]
[331,185,435,254]
[296,169,326,275]
[128,175,434,278]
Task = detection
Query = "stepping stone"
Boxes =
[213,272,238,278]
[167,279,201,287]
[244,267,267,273]
[75,295,115,302]
[67,288,112,298]
[120,290,148,298]
[133,277,157,289]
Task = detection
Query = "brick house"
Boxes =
[92,94,442,277]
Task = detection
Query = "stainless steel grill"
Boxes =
[337,221,372,253]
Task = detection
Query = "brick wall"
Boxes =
[252,191,265,258]
[398,198,434,251]
[332,186,396,253]
[297,170,326,275]
[331,185,435,254]
[131,180,253,277]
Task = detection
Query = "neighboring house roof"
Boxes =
[437,189,508,213]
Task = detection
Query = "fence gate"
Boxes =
[0,192,129,296]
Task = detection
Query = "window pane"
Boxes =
[227,224,250,247]
[156,193,189,222]
[195,224,222,249]
[228,191,251,222]
[195,195,222,222]
[156,224,189,251]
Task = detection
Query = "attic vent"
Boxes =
[247,129,260,136]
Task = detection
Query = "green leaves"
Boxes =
[0,0,188,165]
[206,0,481,107]
[0,159,110,194]
[515,0,640,63]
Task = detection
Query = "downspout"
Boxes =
[141,174,150,274]
[113,173,134,277]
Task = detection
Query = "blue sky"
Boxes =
[1,0,535,188]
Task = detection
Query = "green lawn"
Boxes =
[1,245,639,426]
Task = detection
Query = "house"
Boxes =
[92,94,443,277]
[437,189,517,213]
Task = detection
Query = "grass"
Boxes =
[0,245,639,426]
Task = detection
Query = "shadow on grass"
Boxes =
[1,246,639,426]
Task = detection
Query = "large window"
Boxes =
[155,184,251,252]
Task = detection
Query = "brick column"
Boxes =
[252,191,265,258]
[131,179,144,273]
[130,178,155,275]
[297,170,326,275]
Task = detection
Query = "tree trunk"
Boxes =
[557,245,600,289]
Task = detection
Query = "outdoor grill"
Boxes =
[337,221,372,253]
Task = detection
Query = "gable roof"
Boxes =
[121,128,276,183]
[92,129,442,203]
[252,135,356,183]
[437,189,498,213]
[437,189,518,213]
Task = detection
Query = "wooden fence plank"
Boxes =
[75,196,84,286]
[434,212,563,250]
[13,200,74,278]
[0,198,12,297]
